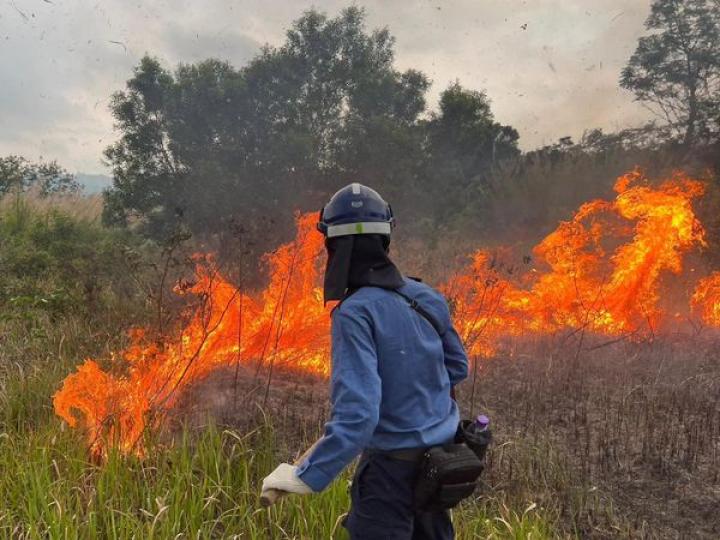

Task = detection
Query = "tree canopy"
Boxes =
[621,0,720,146]
[0,156,80,197]
[421,83,520,229]
[102,7,519,254]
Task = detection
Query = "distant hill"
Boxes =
[76,173,112,194]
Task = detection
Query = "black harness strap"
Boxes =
[391,289,445,337]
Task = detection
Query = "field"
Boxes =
[3,310,719,538]
[0,311,551,539]
[1,191,720,539]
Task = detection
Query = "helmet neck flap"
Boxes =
[323,234,404,304]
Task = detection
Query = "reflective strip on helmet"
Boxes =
[326,221,392,237]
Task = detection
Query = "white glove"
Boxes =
[261,463,314,496]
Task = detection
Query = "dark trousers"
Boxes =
[345,453,454,540]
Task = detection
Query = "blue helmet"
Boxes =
[317,183,395,238]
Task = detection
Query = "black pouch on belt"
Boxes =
[414,443,484,512]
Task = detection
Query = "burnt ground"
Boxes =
[171,363,330,456]
[171,334,720,539]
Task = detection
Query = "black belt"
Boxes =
[364,447,427,462]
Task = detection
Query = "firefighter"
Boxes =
[261,183,469,539]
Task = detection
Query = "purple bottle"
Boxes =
[464,414,492,461]
[474,414,490,432]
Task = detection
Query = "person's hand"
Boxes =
[261,463,313,503]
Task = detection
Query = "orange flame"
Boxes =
[446,170,707,355]
[54,213,329,457]
[691,273,720,326]
[54,170,718,456]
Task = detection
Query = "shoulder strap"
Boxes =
[391,289,445,337]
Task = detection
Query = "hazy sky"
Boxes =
[1,0,654,174]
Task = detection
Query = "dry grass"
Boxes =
[172,334,720,539]
[0,190,103,222]
[466,335,720,538]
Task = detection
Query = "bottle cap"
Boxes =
[475,414,490,427]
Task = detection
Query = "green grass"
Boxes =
[0,300,595,539]
[0,316,556,538]
[0,422,558,539]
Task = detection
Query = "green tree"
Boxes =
[103,7,429,256]
[0,156,79,197]
[420,83,519,231]
[621,0,720,146]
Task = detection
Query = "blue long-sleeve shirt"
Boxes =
[296,277,469,492]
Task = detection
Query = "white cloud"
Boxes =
[0,0,654,173]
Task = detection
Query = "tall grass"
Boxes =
[0,422,559,539]
[0,192,557,537]
[0,190,103,222]
[0,311,557,538]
